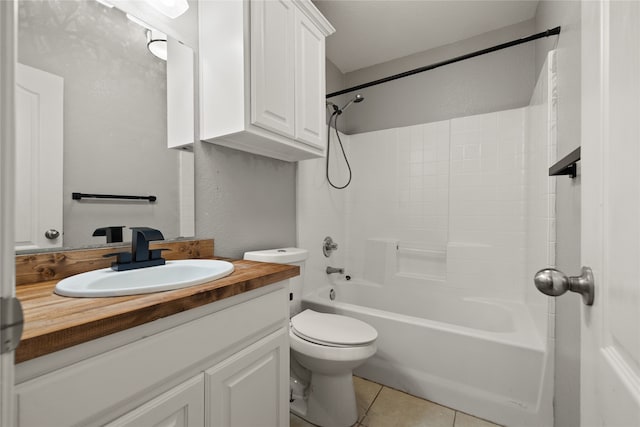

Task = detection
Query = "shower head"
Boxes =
[338,94,365,114]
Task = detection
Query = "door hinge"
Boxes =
[0,297,24,354]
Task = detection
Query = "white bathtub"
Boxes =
[302,279,553,427]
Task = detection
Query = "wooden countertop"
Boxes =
[15,240,298,363]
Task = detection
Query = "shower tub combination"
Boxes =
[298,51,558,426]
[303,276,552,427]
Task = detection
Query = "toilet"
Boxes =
[243,248,378,427]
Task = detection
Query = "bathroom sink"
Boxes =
[54,259,235,297]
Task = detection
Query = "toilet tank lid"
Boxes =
[243,247,308,264]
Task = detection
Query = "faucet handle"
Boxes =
[150,248,171,260]
[93,226,125,243]
[323,236,338,257]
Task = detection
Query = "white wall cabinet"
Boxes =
[15,285,289,427]
[199,0,334,162]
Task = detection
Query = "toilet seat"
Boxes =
[291,309,377,348]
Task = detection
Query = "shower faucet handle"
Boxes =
[323,236,338,257]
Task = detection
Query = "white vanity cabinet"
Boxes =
[15,285,289,427]
[206,329,288,427]
[199,0,334,162]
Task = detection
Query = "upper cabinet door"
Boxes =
[294,7,325,150]
[250,0,296,139]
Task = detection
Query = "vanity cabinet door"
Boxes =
[205,328,289,427]
[105,375,204,427]
[250,0,296,139]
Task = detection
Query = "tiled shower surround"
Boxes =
[345,105,553,302]
[300,52,557,312]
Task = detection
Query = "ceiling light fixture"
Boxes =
[146,29,168,61]
[144,0,189,19]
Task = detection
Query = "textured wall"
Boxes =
[18,0,182,247]
[194,143,296,259]
[535,2,583,427]
[334,19,536,134]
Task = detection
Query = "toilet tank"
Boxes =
[243,248,308,316]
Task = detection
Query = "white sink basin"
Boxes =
[54,259,235,297]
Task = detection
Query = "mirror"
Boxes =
[16,0,195,251]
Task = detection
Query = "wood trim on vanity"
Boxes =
[16,239,214,285]
[15,240,299,363]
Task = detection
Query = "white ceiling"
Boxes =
[313,0,539,74]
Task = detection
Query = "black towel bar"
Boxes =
[72,193,157,202]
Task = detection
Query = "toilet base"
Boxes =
[292,372,358,427]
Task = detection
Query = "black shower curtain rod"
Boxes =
[326,26,561,99]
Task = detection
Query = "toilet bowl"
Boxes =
[243,248,378,427]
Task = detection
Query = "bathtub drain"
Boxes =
[329,288,335,301]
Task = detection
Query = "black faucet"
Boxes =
[92,226,125,243]
[104,227,168,271]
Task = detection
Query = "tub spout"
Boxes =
[326,266,344,275]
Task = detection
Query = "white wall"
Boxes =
[195,143,297,258]
[535,2,583,427]
[334,19,536,135]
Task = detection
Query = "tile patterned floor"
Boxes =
[290,376,502,427]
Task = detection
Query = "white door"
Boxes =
[0,2,17,426]
[15,63,63,250]
[581,0,640,425]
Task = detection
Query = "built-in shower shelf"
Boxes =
[549,147,580,178]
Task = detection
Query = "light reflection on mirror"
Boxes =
[16,0,194,251]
